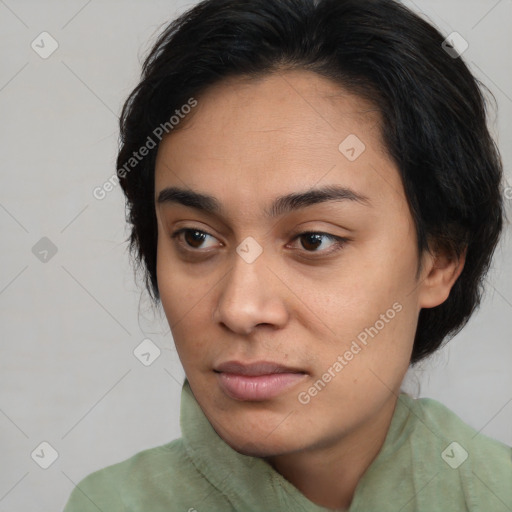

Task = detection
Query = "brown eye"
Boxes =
[291,231,348,255]
[171,228,218,250]
[299,233,324,251]
[183,230,207,248]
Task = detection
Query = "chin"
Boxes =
[224,434,297,458]
[211,416,306,458]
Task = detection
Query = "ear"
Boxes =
[417,244,467,309]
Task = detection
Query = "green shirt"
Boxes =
[64,379,512,511]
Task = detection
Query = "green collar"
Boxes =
[179,379,414,511]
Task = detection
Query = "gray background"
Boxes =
[0,0,510,510]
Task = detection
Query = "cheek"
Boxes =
[156,246,217,367]
[156,245,195,341]
[305,236,419,378]
[319,248,416,329]
[156,253,183,326]
[156,235,202,322]
[301,301,417,419]
[344,225,418,308]
[316,291,415,375]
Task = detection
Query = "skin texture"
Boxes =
[154,70,465,509]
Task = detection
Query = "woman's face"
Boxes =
[154,70,442,457]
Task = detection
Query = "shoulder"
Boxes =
[63,438,221,512]
[408,394,510,456]
[355,395,512,511]
[402,393,512,506]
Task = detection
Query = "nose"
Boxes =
[212,247,289,335]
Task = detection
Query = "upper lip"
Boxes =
[214,360,306,376]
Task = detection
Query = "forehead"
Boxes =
[154,70,406,220]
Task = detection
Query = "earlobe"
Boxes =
[417,247,466,309]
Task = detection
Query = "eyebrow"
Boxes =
[156,184,370,218]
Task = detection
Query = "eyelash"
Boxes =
[170,228,348,257]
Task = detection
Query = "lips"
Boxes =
[215,360,304,376]
[214,360,307,401]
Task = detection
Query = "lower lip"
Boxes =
[216,372,307,401]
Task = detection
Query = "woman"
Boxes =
[64,0,511,510]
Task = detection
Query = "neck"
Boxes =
[264,394,398,510]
